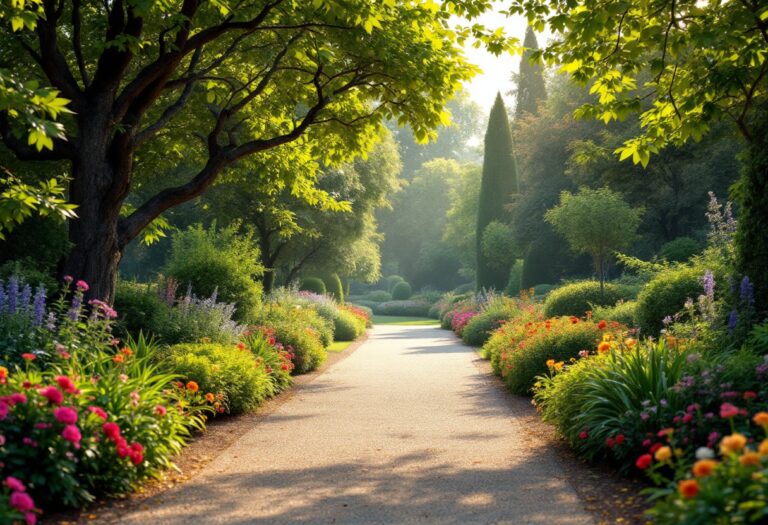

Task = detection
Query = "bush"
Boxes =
[383,275,405,292]
[532,283,556,296]
[591,301,638,328]
[242,329,294,393]
[497,317,605,395]
[163,224,263,320]
[543,281,632,318]
[154,286,245,345]
[505,259,524,296]
[251,302,327,373]
[391,281,413,300]
[462,296,520,347]
[300,277,326,295]
[322,274,344,303]
[373,300,430,317]
[113,281,169,338]
[658,236,702,263]
[365,290,392,303]
[333,309,366,341]
[163,342,271,415]
[635,266,703,335]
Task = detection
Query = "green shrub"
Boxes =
[164,343,271,415]
[543,281,631,318]
[482,305,545,371]
[500,317,603,395]
[391,281,413,300]
[0,259,58,293]
[299,277,326,295]
[591,301,637,328]
[252,302,333,354]
[453,283,474,294]
[635,266,703,335]
[242,331,294,394]
[154,287,244,345]
[658,236,702,263]
[373,300,430,317]
[322,273,344,303]
[333,309,366,341]
[505,259,524,296]
[365,290,392,302]
[350,299,378,311]
[113,281,169,338]
[383,274,406,292]
[164,224,263,320]
[532,283,556,296]
[462,297,520,347]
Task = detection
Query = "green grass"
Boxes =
[372,315,438,326]
[327,340,353,352]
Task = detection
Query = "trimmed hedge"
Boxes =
[635,266,703,336]
[592,301,638,328]
[300,277,327,295]
[543,281,631,318]
[373,300,430,317]
[392,281,413,300]
[365,290,392,302]
[323,273,344,303]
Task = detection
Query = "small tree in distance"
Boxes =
[545,187,643,293]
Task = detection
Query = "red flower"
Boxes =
[635,454,653,470]
[62,425,82,447]
[719,402,739,419]
[642,439,651,448]
[102,422,121,441]
[55,376,77,393]
[21,353,36,361]
[744,391,758,401]
[39,386,63,405]
[650,443,663,454]
[88,406,108,420]
[615,434,625,445]
[75,280,89,292]
[116,442,131,458]
[578,431,588,439]
[606,437,615,448]
[53,407,78,425]
[154,405,167,416]
[597,320,608,330]
[130,451,144,465]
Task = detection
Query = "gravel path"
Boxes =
[116,325,594,525]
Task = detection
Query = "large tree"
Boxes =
[504,0,768,312]
[0,0,507,301]
[476,93,518,291]
[512,27,547,120]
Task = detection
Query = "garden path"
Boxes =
[117,325,593,525]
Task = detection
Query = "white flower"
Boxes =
[695,447,715,460]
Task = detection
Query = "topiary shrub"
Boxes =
[113,281,169,338]
[543,281,631,318]
[322,273,344,303]
[462,297,520,347]
[635,266,703,336]
[391,281,413,300]
[592,301,638,328]
[383,275,405,292]
[299,277,326,295]
[163,343,271,415]
[505,259,524,296]
[658,237,702,263]
[498,317,606,395]
[365,290,392,302]
[164,224,263,321]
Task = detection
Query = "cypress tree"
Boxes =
[514,27,547,120]
[476,94,518,291]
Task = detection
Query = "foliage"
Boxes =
[477,94,518,291]
[442,163,482,280]
[480,221,517,270]
[545,187,643,288]
[591,301,637,328]
[391,281,413,301]
[242,329,294,394]
[373,300,431,318]
[543,281,632,318]
[322,274,344,303]
[164,223,263,320]
[331,309,366,342]
[505,260,525,296]
[497,316,607,395]
[512,27,547,120]
[163,343,269,415]
[113,281,168,339]
[365,290,392,303]
[658,237,702,264]
[635,266,703,336]
[462,295,521,347]
[299,278,326,296]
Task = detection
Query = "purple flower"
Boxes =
[702,270,715,299]
[640,412,650,421]
[740,276,754,310]
[0,281,5,313]
[32,286,46,326]
[68,295,82,321]
[7,276,19,314]
[727,309,738,332]
[20,284,30,312]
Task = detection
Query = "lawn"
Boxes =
[327,340,353,352]
[372,315,438,326]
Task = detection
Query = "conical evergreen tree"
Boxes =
[476,94,518,291]
[514,27,547,120]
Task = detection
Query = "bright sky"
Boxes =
[459,8,550,113]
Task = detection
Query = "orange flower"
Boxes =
[678,479,699,499]
[205,393,215,403]
[597,341,612,353]
[554,361,564,371]
[113,354,124,363]
[739,452,762,467]
[546,359,556,368]
[692,459,717,477]
[0,366,7,383]
[120,347,133,356]
[186,381,199,393]
[759,439,768,456]
[753,412,768,427]
[654,446,672,462]
[720,433,748,454]
[624,338,637,348]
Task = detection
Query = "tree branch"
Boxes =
[0,113,73,161]
[72,0,90,87]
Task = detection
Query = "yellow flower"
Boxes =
[546,359,555,368]
[624,338,637,348]
[654,446,672,462]
[720,433,748,454]
[739,451,762,467]
[602,333,613,342]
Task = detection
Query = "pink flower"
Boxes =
[22,437,37,447]
[55,376,77,393]
[62,425,81,447]
[578,431,588,439]
[102,422,121,441]
[154,405,167,417]
[9,393,27,405]
[39,386,63,405]
[130,390,140,407]
[25,512,37,525]
[615,434,625,445]
[9,491,34,512]
[720,402,739,419]
[129,444,144,465]
[683,413,693,423]
[21,380,31,389]
[5,476,25,492]
[0,402,8,421]
[75,280,89,292]
[21,353,36,362]
[116,442,131,458]
[53,406,78,425]
[63,275,73,283]
[88,406,108,420]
